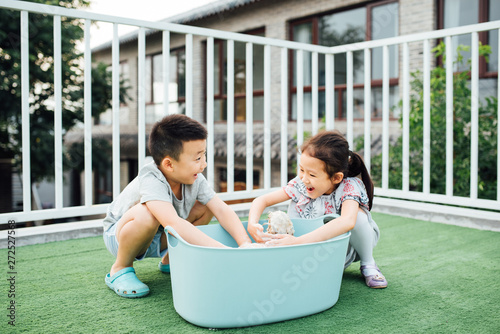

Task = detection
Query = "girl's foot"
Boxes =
[158,261,170,273]
[360,264,387,289]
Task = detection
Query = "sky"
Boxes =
[82,0,219,48]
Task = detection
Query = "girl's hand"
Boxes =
[247,223,276,243]
[265,234,298,246]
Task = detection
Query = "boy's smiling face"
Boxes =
[162,139,207,186]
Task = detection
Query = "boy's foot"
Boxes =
[360,264,387,289]
[158,261,170,273]
[105,267,150,298]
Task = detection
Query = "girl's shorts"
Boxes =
[103,223,168,260]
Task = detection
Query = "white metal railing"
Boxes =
[324,20,500,212]
[0,0,499,224]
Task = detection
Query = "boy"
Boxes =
[103,114,252,298]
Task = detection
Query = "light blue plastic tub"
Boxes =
[165,215,349,328]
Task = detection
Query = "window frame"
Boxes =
[288,0,400,121]
[204,27,266,123]
[437,0,498,78]
[145,47,186,109]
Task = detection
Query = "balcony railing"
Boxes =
[0,0,499,224]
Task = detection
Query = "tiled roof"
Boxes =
[65,129,395,162]
[213,132,297,160]
[160,0,259,25]
[65,131,297,161]
[91,0,260,52]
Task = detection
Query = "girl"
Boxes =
[247,130,387,288]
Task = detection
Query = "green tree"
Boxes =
[0,0,131,213]
[1,0,89,182]
[369,42,498,199]
[0,0,129,183]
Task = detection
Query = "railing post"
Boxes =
[382,45,390,190]
[497,29,500,202]
[227,40,235,193]
[84,19,93,207]
[245,42,254,190]
[325,54,334,130]
[402,43,410,192]
[346,50,354,149]
[312,52,318,135]
[185,34,193,118]
[21,10,31,213]
[137,27,146,170]
[138,28,146,170]
[423,39,431,195]
[263,44,271,189]
[445,36,454,197]
[206,37,215,189]
[296,50,304,154]
[53,15,63,209]
[280,47,288,187]
[112,23,121,199]
[163,31,170,116]
[470,32,479,200]
[364,48,372,174]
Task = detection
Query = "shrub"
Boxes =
[369,42,497,199]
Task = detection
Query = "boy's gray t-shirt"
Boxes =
[103,161,216,232]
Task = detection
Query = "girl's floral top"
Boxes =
[283,176,370,219]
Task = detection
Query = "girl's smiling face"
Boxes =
[298,152,342,199]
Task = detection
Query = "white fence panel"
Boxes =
[0,0,499,225]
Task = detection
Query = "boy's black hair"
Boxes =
[148,114,207,165]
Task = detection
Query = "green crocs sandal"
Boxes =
[105,267,150,298]
[158,261,170,273]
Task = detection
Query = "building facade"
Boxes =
[83,0,498,199]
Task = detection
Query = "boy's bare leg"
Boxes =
[159,233,169,265]
[111,203,160,276]
[187,200,214,226]
[159,201,213,265]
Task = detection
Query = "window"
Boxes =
[97,61,130,125]
[489,0,500,73]
[438,0,499,101]
[439,0,499,74]
[290,1,400,120]
[208,29,265,122]
[145,49,186,124]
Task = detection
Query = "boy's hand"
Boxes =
[247,223,276,243]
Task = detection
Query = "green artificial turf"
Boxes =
[1,213,499,333]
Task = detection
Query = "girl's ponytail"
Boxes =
[301,130,374,210]
[347,151,374,210]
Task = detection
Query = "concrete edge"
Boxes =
[1,200,498,249]
[0,203,290,249]
[0,219,104,249]
[372,197,500,232]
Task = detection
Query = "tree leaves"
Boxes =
[0,0,129,183]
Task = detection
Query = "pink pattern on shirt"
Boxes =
[324,201,335,214]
